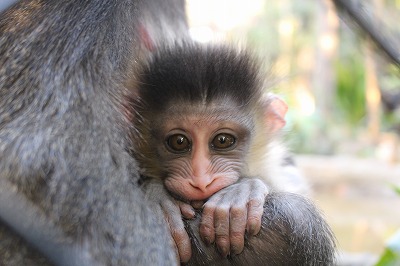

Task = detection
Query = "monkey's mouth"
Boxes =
[167,188,215,202]
[166,180,229,201]
[184,190,216,201]
[164,173,240,201]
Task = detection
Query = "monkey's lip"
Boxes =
[166,176,237,201]
[184,184,227,201]
[185,191,214,201]
[171,186,222,201]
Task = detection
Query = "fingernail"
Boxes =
[202,236,212,245]
[231,245,240,255]
[247,224,257,235]
[191,201,204,209]
[218,246,229,258]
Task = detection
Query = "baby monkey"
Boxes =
[130,43,307,262]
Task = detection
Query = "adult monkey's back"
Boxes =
[0,0,187,265]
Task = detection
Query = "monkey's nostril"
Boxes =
[189,176,215,193]
[205,178,216,189]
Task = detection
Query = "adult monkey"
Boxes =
[0,0,335,265]
[0,0,187,265]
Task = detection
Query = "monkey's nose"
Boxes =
[189,175,215,193]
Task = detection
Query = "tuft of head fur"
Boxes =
[137,42,264,112]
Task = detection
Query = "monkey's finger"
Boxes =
[162,201,192,263]
[229,187,249,255]
[246,181,268,235]
[190,200,205,209]
[178,201,195,219]
[200,192,226,245]
[229,203,247,255]
[246,198,264,236]
[214,203,230,258]
[199,198,220,246]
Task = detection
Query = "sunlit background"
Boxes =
[186,0,400,265]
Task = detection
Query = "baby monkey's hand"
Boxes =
[198,178,268,257]
[142,179,195,263]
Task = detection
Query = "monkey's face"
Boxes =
[153,104,253,201]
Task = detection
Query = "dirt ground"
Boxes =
[296,155,400,265]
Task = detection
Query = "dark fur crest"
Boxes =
[137,43,263,112]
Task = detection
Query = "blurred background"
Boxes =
[185,0,400,265]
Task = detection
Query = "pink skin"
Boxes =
[158,97,288,261]
[164,139,241,201]
[161,114,246,201]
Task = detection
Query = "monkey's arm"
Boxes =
[0,180,93,266]
[186,192,336,266]
[198,155,309,258]
[0,0,18,13]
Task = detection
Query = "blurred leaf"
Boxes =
[376,249,400,266]
[392,184,400,196]
[335,56,366,124]
[375,230,400,266]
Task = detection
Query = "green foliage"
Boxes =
[245,4,281,57]
[335,56,366,124]
[375,185,400,266]
[285,111,336,155]
[392,185,400,196]
[381,64,400,92]
[375,230,400,266]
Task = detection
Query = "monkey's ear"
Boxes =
[263,94,288,133]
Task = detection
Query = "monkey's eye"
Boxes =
[166,134,191,153]
[211,133,236,150]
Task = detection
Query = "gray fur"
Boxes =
[0,0,187,265]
